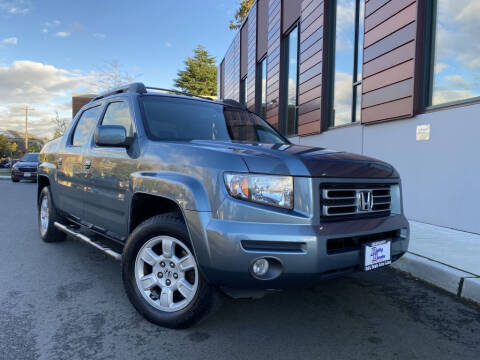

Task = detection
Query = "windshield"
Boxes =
[20,153,39,162]
[139,96,288,144]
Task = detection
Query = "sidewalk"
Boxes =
[393,220,480,304]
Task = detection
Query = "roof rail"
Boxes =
[145,87,213,101]
[90,82,147,102]
[221,99,247,109]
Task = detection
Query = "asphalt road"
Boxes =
[0,180,479,360]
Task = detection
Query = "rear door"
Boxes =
[82,98,140,240]
[56,105,101,220]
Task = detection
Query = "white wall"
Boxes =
[292,103,480,234]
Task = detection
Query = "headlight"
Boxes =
[224,173,293,209]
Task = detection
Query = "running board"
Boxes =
[54,222,122,261]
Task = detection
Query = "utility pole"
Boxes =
[24,105,30,152]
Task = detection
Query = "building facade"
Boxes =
[219,0,479,234]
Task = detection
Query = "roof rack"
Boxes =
[90,82,146,102]
[145,87,213,101]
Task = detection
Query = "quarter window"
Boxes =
[330,0,364,127]
[71,106,100,146]
[101,102,134,137]
[429,0,480,106]
[257,58,268,119]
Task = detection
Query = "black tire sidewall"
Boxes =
[38,186,65,242]
[122,215,215,329]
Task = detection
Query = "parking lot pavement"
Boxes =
[0,181,479,360]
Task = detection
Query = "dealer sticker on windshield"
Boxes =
[363,240,391,271]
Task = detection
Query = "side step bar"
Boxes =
[54,222,122,261]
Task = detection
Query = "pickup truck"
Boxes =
[37,83,409,328]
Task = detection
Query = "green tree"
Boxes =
[0,135,18,158]
[174,45,217,97]
[229,0,254,30]
[28,143,42,153]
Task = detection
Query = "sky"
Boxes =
[0,0,239,138]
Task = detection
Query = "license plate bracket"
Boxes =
[362,240,391,271]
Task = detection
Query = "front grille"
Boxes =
[18,167,36,172]
[321,183,392,220]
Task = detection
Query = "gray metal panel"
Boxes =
[257,0,268,61]
[282,0,301,33]
[241,21,249,79]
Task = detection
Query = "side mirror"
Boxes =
[94,125,128,147]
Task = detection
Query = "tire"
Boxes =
[11,177,19,182]
[38,186,66,243]
[122,214,218,329]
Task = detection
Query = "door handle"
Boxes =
[57,157,63,167]
[84,159,92,170]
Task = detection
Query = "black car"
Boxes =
[11,153,39,182]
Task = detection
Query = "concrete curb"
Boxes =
[392,253,479,304]
[0,176,10,180]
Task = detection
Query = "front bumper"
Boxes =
[186,210,409,292]
[11,170,37,180]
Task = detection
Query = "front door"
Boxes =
[82,99,139,240]
[56,105,101,220]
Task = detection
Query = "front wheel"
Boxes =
[122,215,218,329]
[38,186,66,243]
[11,177,19,182]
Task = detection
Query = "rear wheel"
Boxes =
[122,215,218,328]
[38,186,66,243]
[11,177,19,182]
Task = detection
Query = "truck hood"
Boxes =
[190,140,397,178]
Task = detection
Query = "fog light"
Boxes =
[252,258,269,276]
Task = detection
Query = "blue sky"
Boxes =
[0,0,239,137]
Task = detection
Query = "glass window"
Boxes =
[71,106,100,146]
[331,0,364,127]
[139,96,287,144]
[20,153,39,162]
[284,24,300,136]
[430,0,480,106]
[257,58,268,119]
[101,102,134,137]
[240,77,247,105]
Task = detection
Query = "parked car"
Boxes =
[0,159,11,168]
[11,153,39,182]
[37,83,409,328]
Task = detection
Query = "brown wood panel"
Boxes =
[301,3,322,30]
[298,97,322,115]
[302,0,320,12]
[300,27,323,52]
[362,78,413,108]
[298,62,322,84]
[298,120,321,135]
[300,40,322,63]
[363,40,414,77]
[299,73,322,95]
[246,5,257,112]
[363,59,414,93]
[268,0,281,16]
[299,54,321,75]
[257,0,268,60]
[364,3,416,47]
[298,85,321,105]
[298,108,321,125]
[365,0,415,32]
[362,97,414,123]
[240,21,248,79]
[302,0,323,21]
[301,15,323,41]
[364,21,416,62]
[365,0,390,17]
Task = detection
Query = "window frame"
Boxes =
[327,0,364,129]
[256,56,268,119]
[68,104,101,148]
[99,100,136,136]
[280,21,301,137]
[422,0,480,111]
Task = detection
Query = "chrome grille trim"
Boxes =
[321,185,392,218]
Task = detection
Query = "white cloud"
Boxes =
[0,1,30,14]
[333,72,354,126]
[93,33,106,39]
[55,31,70,38]
[42,28,48,34]
[434,62,448,75]
[1,37,18,45]
[0,61,93,138]
[165,41,172,48]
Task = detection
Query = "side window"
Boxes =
[72,106,100,146]
[101,102,133,137]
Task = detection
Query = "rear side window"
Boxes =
[101,102,134,137]
[72,106,100,146]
